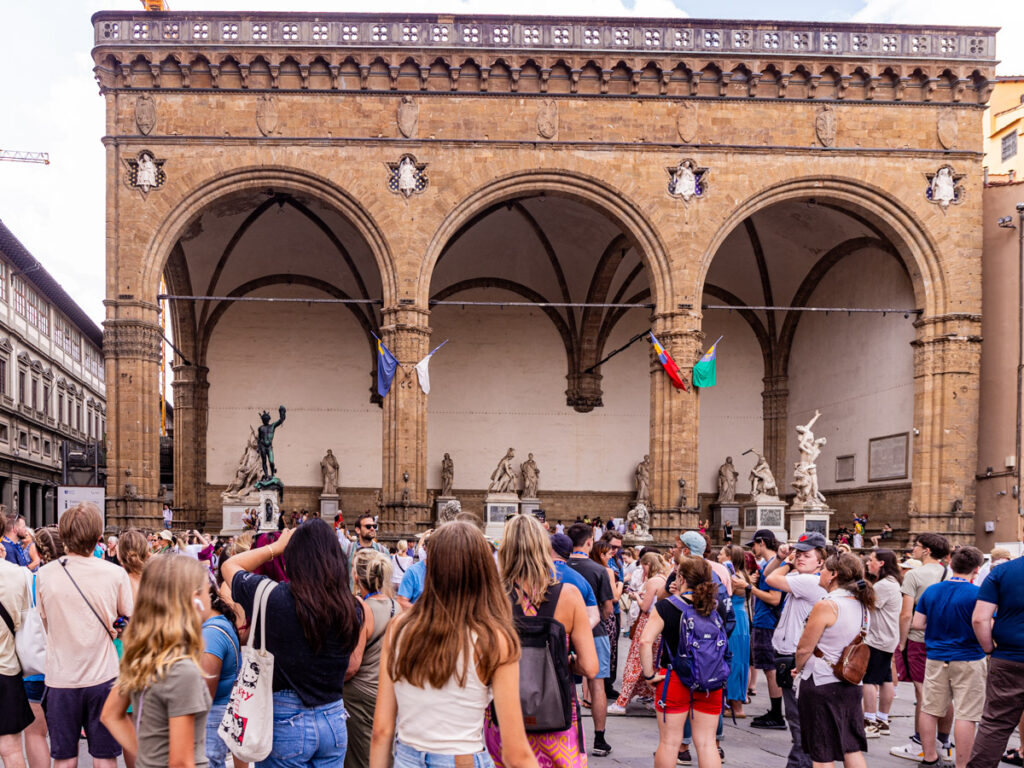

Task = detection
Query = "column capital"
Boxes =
[102,319,162,363]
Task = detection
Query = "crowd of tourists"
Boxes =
[1,502,1023,768]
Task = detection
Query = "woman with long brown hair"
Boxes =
[793,553,876,768]
[608,551,669,715]
[117,529,151,600]
[484,514,596,767]
[222,518,368,768]
[640,557,727,768]
[370,521,538,768]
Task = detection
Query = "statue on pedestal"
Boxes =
[793,410,827,506]
[716,457,739,503]
[440,453,454,497]
[626,502,652,540]
[635,455,651,505]
[488,448,517,494]
[438,498,462,524]
[320,449,339,495]
[257,406,287,480]
[748,450,779,499]
[223,428,261,499]
[521,453,540,498]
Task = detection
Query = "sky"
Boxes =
[1,0,1022,327]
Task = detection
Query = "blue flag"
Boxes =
[374,334,399,398]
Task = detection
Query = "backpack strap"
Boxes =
[534,583,564,619]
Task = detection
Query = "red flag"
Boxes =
[650,333,688,391]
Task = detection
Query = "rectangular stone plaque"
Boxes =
[744,507,758,527]
[486,503,518,525]
[835,455,855,483]
[805,518,827,535]
[868,433,909,481]
[759,506,784,528]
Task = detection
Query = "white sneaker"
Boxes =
[939,742,955,761]
[890,741,924,761]
[606,702,627,715]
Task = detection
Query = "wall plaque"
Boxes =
[868,433,909,481]
[835,455,855,483]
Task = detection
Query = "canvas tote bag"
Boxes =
[219,578,277,762]
[16,570,46,677]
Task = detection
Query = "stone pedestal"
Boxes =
[519,497,541,517]
[739,497,788,544]
[319,493,340,520]
[712,503,740,530]
[788,503,834,541]
[221,489,280,535]
[484,492,520,540]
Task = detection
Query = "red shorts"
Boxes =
[653,669,724,716]
[906,640,927,684]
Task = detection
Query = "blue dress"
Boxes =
[727,593,751,703]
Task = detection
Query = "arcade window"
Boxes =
[1004,131,1018,162]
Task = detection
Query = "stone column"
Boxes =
[648,314,702,540]
[909,314,982,543]
[104,300,164,528]
[33,484,43,530]
[762,375,789,485]
[0,479,11,514]
[378,305,432,540]
[171,364,209,529]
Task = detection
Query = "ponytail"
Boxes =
[677,556,717,617]
[824,553,876,610]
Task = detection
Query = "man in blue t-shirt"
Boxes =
[550,533,599,627]
[745,529,786,729]
[967,550,1024,768]
[913,546,985,768]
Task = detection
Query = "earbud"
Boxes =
[193,598,204,613]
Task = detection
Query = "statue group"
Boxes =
[485,448,541,498]
[793,410,827,507]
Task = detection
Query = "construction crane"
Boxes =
[0,150,49,165]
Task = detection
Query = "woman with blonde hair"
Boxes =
[100,555,212,768]
[22,527,62,768]
[609,551,670,715]
[484,514,596,767]
[117,529,151,599]
[371,521,539,768]
[346,550,402,768]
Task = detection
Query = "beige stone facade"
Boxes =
[92,13,996,542]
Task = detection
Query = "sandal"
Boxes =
[1003,748,1024,766]
[581,699,592,709]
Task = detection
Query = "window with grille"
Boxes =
[1003,131,1018,162]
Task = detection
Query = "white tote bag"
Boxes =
[16,571,46,677]
[218,578,277,762]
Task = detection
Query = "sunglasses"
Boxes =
[363,524,378,530]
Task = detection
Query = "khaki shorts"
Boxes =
[921,658,988,722]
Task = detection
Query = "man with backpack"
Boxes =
[566,522,615,757]
[764,531,829,768]
[746,530,786,730]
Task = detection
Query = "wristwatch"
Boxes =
[643,671,657,681]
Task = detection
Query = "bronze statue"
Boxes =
[257,406,287,480]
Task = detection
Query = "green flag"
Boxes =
[692,337,721,388]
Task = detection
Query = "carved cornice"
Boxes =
[91,13,996,104]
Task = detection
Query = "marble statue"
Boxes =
[136,153,158,191]
[670,161,696,200]
[320,449,339,495]
[257,406,287,480]
[521,453,540,498]
[931,166,957,208]
[398,157,418,197]
[748,450,779,499]
[440,453,454,497]
[488,448,517,494]
[635,455,651,504]
[794,410,827,505]
[716,457,739,503]
[626,502,652,539]
[223,428,261,498]
[438,498,462,524]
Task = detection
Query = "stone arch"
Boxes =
[140,166,397,309]
[695,176,946,317]
[418,170,672,311]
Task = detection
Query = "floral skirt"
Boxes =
[616,611,658,708]
[484,703,587,768]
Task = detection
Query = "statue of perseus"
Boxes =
[257,405,287,480]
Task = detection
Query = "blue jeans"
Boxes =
[393,741,494,768]
[256,691,349,768]
[206,701,230,768]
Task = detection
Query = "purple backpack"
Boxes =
[659,595,730,701]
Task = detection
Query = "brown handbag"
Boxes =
[813,601,869,685]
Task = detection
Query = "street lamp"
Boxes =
[1006,203,1024,517]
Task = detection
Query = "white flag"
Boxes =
[414,340,448,394]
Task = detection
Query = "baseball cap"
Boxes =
[679,531,707,557]
[550,533,573,559]
[745,529,778,547]
[792,531,828,551]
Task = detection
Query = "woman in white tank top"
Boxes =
[792,552,876,768]
[370,521,540,768]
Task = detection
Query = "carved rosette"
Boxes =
[135,94,156,135]
[676,102,698,143]
[666,158,708,202]
[815,105,837,148]
[397,95,418,138]
[925,165,965,210]
[536,98,558,139]
[937,108,958,150]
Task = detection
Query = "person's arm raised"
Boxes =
[221,526,295,586]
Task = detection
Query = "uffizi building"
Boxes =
[92,11,1013,546]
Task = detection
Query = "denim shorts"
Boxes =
[206,701,230,768]
[256,691,348,768]
[593,634,611,680]
[393,741,495,768]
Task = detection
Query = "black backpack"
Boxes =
[506,582,575,733]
